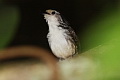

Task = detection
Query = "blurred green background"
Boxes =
[0,0,120,80]
[0,5,19,49]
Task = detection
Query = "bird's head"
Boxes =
[44,9,63,25]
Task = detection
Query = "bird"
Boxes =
[43,9,79,60]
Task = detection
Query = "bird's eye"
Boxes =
[51,11,55,15]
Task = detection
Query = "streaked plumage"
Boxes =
[44,9,79,60]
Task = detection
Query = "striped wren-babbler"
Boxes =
[44,9,79,60]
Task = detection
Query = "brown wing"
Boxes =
[58,15,80,54]
[67,27,80,54]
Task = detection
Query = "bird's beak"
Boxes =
[43,11,50,15]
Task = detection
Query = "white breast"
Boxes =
[45,15,75,59]
[47,27,75,59]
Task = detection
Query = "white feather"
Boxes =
[45,14,75,59]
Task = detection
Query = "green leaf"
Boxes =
[80,8,120,52]
[0,5,20,49]
[82,39,120,80]
[81,8,120,80]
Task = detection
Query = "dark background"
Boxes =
[0,0,120,79]
[3,0,118,51]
